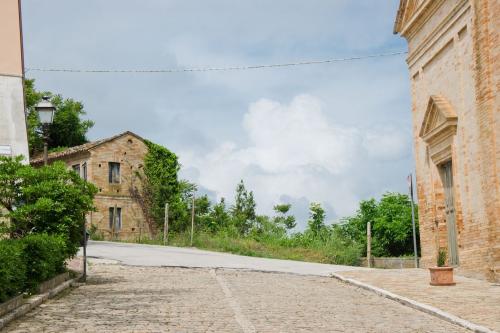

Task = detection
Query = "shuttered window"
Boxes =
[108,162,120,183]
[109,207,122,230]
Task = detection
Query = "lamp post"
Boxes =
[35,96,55,166]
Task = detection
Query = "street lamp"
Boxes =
[35,96,55,165]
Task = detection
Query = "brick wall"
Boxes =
[397,0,499,281]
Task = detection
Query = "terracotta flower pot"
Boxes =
[429,266,456,286]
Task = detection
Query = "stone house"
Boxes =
[31,131,149,240]
[394,0,499,281]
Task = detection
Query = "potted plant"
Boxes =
[429,248,455,286]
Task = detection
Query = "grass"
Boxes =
[115,231,362,266]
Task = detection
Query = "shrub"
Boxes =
[0,240,26,302]
[0,156,97,256]
[22,234,67,292]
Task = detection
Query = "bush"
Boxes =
[0,240,26,302]
[22,234,67,292]
[0,156,97,256]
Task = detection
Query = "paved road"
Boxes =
[3,242,469,332]
[4,264,468,333]
[83,241,366,276]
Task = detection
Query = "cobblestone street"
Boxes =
[3,262,469,333]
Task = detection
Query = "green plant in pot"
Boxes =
[429,248,455,286]
[437,248,447,267]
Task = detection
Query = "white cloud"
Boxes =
[180,94,411,228]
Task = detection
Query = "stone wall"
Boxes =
[397,0,499,281]
[360,257,419,269]
[59,133,150,240]
[89,133,149,240]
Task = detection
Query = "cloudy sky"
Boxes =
[22,0,413,229]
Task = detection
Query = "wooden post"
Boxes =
[367,221,371,268]
[190,195,195,247]
[163,203,169,245]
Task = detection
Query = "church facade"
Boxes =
[394,0,499,281]
[0,0,29,160]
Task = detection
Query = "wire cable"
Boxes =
[25,51,407,74]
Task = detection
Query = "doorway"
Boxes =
[441,161,459,266]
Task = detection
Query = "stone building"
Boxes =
[394,0,499,281]
[31,131,149,240]
[0,0,29,160]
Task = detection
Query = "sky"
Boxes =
[21,0,413,230]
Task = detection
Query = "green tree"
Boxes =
[273,204,296,230]
[307,202,326,237]
[208,198,230,232]
[339,192,419,257]
[24,79,94,155]
[371,193,419,257]
[230,180,256,235]
[193,194,213,231]
[0,156,97,256]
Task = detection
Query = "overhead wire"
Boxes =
[25,51,407,74]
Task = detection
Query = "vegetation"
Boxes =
[0,240,26,302]
[24,79,94,155]
[337,192,419,257]
[129,140,191,237]
[127,176,419,266]
[0,234,68,302]
[0,156,97,256]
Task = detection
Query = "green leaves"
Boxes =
[0,239,26,302]
[24,79,94,155]
[0,234,69,301]
[0,157,97,256]
[339,192,419,257]
[273,204,296,230]
[230,180,257,235]
[307,202,326,237]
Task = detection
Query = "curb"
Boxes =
[0,275,82,330]
[330,273,497,333]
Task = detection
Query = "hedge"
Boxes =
[22,234,68,292]
[0,234,68,302]
[0,240,26,302]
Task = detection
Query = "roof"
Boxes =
[393,0,427,35]
[30,131,145,165]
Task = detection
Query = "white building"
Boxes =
[0,0,29,160]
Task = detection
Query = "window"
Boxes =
[82,162,87,180]
[72,164,80,176]
[108,162,120,183]
[109,207,122,231]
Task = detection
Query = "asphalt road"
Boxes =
[83,240,364,276]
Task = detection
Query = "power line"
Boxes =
[25,51,407,74]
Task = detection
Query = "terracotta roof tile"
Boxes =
[30,131,144,165]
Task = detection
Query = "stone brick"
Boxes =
[31,131,150,240]
[394,0,499,281]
